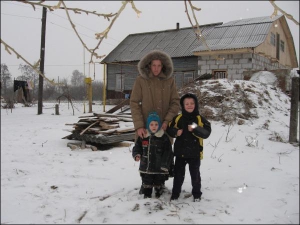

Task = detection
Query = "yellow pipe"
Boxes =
[88,82,92,113]
[103,63,106,112]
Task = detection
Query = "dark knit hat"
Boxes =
[146,112,162,133]
[180,93,199,116]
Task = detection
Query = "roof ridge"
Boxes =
[218,15,283,27]
[127,22,223,36]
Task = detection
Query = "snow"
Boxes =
[250,71,278,86]
[1,79,299,224]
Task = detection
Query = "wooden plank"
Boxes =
[105,99,130,114]
[94,113,132,119]
[62,134,73,139]
[99,121,119,130]
[78,118,99,122]
[78,114,96,118]
[96,126,135,134]
[118,117,133,122]
[102,117,120,122]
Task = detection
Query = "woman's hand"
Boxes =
[161,122,168,131]
[137,128,146,138]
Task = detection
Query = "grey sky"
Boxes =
[1,1,299,83]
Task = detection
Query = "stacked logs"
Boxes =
[63,113,135,146]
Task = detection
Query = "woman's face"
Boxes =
[150,60,162,76]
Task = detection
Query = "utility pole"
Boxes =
[289,76,299,143]
[38,7,47,115]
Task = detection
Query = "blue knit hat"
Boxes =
[146,112,162,132]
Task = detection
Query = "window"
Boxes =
[280,40,285,52]
[115,74,124,91]
[270,32,276,46]
[213,71,227,79]
[183,72,194,84]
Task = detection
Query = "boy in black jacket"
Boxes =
[166,93,211,202]
[132,112,173,199]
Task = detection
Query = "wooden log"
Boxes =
[80,121,99,135]
[86,144,98,151]
[62,134,74,139]
[96,126,135,134]
[67,142,79,150]
[101,117,120,122]
[78,118,99,123]
[94,113,132,118]
[77,114,95,118]
[105,99,129,114]
[99,121,119,130]
[81,140,86,149]
[118,117,133,122]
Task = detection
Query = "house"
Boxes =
[101,15,298,99]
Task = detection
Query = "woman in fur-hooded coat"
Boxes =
[130,50,180,138]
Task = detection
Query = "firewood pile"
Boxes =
[63,112,135,145]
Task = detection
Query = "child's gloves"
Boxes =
[134,154,141,161]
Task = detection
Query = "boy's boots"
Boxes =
[155,187,164,198]
[143,187,152,199]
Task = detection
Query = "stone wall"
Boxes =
[197,53,289,80]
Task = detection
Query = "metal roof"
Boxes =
[102,15,282,63]
[192,15,282,52]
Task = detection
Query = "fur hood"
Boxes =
[144,129,165,138]
[137,50,174,80]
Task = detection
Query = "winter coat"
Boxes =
[167,93,212,159]
[130,50,180,132]
[132,129,173,174]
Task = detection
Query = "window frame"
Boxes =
[213,70,227,79]
[183,71,194,85]
[280,40,285,52]
[115,73,124,91]
[270,32,276,46]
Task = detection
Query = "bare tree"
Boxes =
[1,63,12,96]
[18,64,39,98]
[71,70,84,86]
[92,80,103,100]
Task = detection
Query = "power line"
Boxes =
[46,20,116,46]
[48,11,121,42]
[1,13,118,46]
[2,1,121,42]
[3,64,93,67]
[1,12,40,20]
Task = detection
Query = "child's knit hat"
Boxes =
[146,111,162,132]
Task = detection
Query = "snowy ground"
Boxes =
[1,80,299,224]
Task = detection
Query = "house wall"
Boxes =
[105,57,198,98]
[172,57,198,88]
[197,53,289,80]
[255,20,293,68]
[106,63,138,99]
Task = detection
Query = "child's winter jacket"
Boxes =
[132,129,173,174]
[167,93,211,159]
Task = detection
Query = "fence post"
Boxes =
[289,77,299,143]
[55,104,59,115]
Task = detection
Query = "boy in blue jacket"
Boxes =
[132,112,173,199]
[166,93,211,202]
